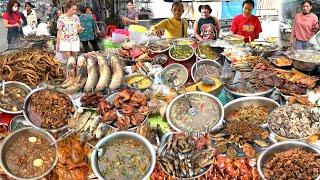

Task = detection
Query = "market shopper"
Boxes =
[121,1,139,29]
[56,1,84,59]
[86,7,97,21]
[79,6,100,53]
[49,9,62,37]
[194,5,220,41]
[290,0,319,50]
[2,0,23,46]
[22,2,37,27]
[230,0,262,43]
[151,2,188,39]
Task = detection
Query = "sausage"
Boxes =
[109,56,124,90]
[83,57,99,92]
[95,54,111,92]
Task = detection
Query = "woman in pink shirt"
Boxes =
[290,0,319,50]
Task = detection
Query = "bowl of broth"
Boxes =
[166,91,224,133]
[91,131,156,180]
[0,127,58,180]
[0,81,31,114]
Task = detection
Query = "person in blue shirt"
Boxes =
[79,6,100,52]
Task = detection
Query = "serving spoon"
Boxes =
[1,80,5,95]
[182,88,197,116]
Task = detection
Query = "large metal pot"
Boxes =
[91,131,156,180]
[285,50,320,71]
[166,91,224,133]
[224,96,280,126]
[257,140,320,180]
[224,86,274,99]
[0,127,58,180]
[0,81,32,114]
[291,58,319,72]
[23,87,76,133]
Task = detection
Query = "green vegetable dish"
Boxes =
[170,45,193,60]
[98,137,151,180]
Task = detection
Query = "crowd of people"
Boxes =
[2,0,319,53]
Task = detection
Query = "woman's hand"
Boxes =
[14,23,21,28]
[55,41,60,51]
[289,37,295,46]
[77,25,84,33]
[122,17,128,25]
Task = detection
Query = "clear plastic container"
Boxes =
[112,33,128,43]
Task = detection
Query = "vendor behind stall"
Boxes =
[230,0,262,43]
[290,0,319,50]
[150,1,188,39]
[193,5,220,41]
[121,1,139,29]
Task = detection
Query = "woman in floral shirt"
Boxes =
[79,6,100,53]
[56,1,84,59]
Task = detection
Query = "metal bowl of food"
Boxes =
[125,74,153,90]
[267,104,320,140]
[91,131,156,180]
[291,58,319,72]
[285,50,320,71]
[166,91,224,133]
[248,41,280,57]
[223,34,245,46]
[9,115,30,132]
[190,60,223,96]
[224,97,280,126]
[149,40,171,53]
[191,60,222,82]
[224,85,274,98]
[159,132,213,179]
[195,45,221,61]
[0,127,58,180]
[23,88,76,133]
[160,63,188,88]
[153,54,168,65]
[0,81,32,114]
[169,45,194,62]
[257,140,320,180]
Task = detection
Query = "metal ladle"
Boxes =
[1,80,5,95]
[86,142,105,157]
[182,88,197,116]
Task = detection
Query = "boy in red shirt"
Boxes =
[231,0,262,43]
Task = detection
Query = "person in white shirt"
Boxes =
[22,2,37,27]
